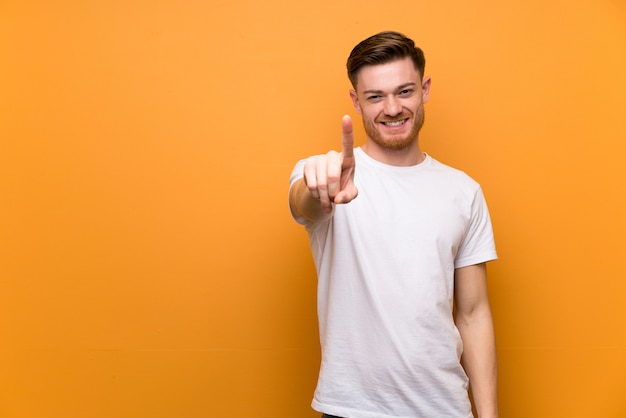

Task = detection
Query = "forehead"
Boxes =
[355,57,421,93]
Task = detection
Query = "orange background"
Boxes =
[1,0,625,417]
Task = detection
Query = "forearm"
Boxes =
[456,307,499,418]
[289,178,333,223]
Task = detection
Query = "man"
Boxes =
[289,31,499,418]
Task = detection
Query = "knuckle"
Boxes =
[327,168,340,182]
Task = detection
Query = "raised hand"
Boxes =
[303,115,358,214]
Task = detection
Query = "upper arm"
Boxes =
[454,262,491,320]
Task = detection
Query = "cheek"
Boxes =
[361,105,379,120]
[355,106,363,115]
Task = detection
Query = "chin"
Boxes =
[376,142,414,151]
[374,135,416,150]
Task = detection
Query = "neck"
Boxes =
[361,140,426,167]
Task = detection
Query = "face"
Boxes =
[350,57,431,151]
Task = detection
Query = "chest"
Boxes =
[338,170,472,259]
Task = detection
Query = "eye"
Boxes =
[367,95,382,102]
[398,89,414,96]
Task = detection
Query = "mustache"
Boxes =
[376,113,411,123]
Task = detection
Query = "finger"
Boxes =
[326,151,342,201]
[341,115,354,158]
[315,157,333,212]
[303,160,319,200]
[334,183,358,205]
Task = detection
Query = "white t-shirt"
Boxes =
[289,148,497,418]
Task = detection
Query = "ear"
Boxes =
[421,76,432,104]
[349,89,362,114]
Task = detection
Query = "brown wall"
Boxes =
[1,0,625,416]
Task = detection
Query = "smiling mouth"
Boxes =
[381,119,408,127]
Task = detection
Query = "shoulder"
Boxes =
[424,156,481,191]
[428,156,475,178]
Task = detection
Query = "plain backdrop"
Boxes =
[1,0,625,417]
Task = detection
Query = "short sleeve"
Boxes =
[454,187,497,268]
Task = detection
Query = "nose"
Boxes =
[383,96,402,117]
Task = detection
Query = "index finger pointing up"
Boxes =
[341,114,354,158]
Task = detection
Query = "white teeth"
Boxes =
[383,120,405,127]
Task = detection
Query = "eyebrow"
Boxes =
[362,82,417,95]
